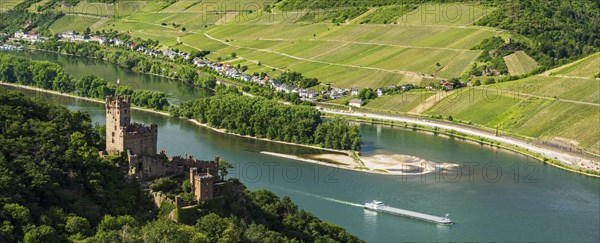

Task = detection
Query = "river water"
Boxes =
[3,51,599,242]
[11,51,211,105]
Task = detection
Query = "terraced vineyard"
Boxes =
[503,51,539,75]
[0,0,21,12]
[425,54,600,152]
[549,52,600,79]
[44,1,501,88]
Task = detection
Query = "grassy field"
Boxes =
[357,5,416,24]
[59,1,147,17]
[422,54,600,152]
[550,52,600,78]
[363,92,437,112]
[0,0,21,12]
[396,3,494,26]
[49,15,102,34]
[425,89,599,151]
[24,0,599,153]
[26,0,49,11]
[503,51,539,75]
[492,76,599,104]
[65,1,504,88]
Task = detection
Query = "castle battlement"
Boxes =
[106,95,131,108]
[104,94,219,203]
[125,123,158,134]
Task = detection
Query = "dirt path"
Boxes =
[409,90,455,114]
[473,87,600,107]
[258,37,471,52]
[91,17,110,30]
[204,33,442,80]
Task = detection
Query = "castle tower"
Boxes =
[190,167,214,202]
[106,95,131,154]
[105,95,158,156]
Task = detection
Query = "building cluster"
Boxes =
[194,58,321,101]
[58,31,106,44]
[6,29,385,103]
[103,95,219,203]
[10,31,46,43]
[6,29,465,104]
[0,44,23,51]
[347,83,415,107]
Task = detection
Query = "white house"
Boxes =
[349,99,364,107]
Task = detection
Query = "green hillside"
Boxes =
[425,54,600,153]
[4,0,597,89]
[0,88,361,242]
[2,0,598,153]
[11,0,499,88]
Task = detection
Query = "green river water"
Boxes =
[3,51,599,242]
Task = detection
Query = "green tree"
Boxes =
[23,225,60,243]
[149,178,178,192]
[65,216,91,237]
[218,159,234,178]
[196,213,241,242]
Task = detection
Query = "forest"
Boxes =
[0,90,362,242]
[0,53,170,110]
[172,95,362,150]
[0,0,63,36]
[477,0,600,68]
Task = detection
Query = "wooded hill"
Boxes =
[0,89,362,242]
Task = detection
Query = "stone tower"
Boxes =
[105,95,158,156]
[190,167,214,202]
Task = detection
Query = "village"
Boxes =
[4,30,467,107]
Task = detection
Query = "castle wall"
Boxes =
[123,124,158,156]
[128,152,184,180]
[171,155,219,180]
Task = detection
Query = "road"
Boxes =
[319,107,599,174]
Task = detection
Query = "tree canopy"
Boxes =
[172,94,361,150]
[0,53,170,110]
[0,89,152,241]
[0,89,362,242]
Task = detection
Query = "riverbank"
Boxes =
[260,151,459,176]
[320,107,600,177]
[0,82,349,154]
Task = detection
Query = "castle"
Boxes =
[105,95,218,202]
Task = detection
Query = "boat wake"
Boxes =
[317,196,363,207]
[282,187,363,207]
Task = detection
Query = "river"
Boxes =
[2,51,599,242]
[11,50,211,105]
